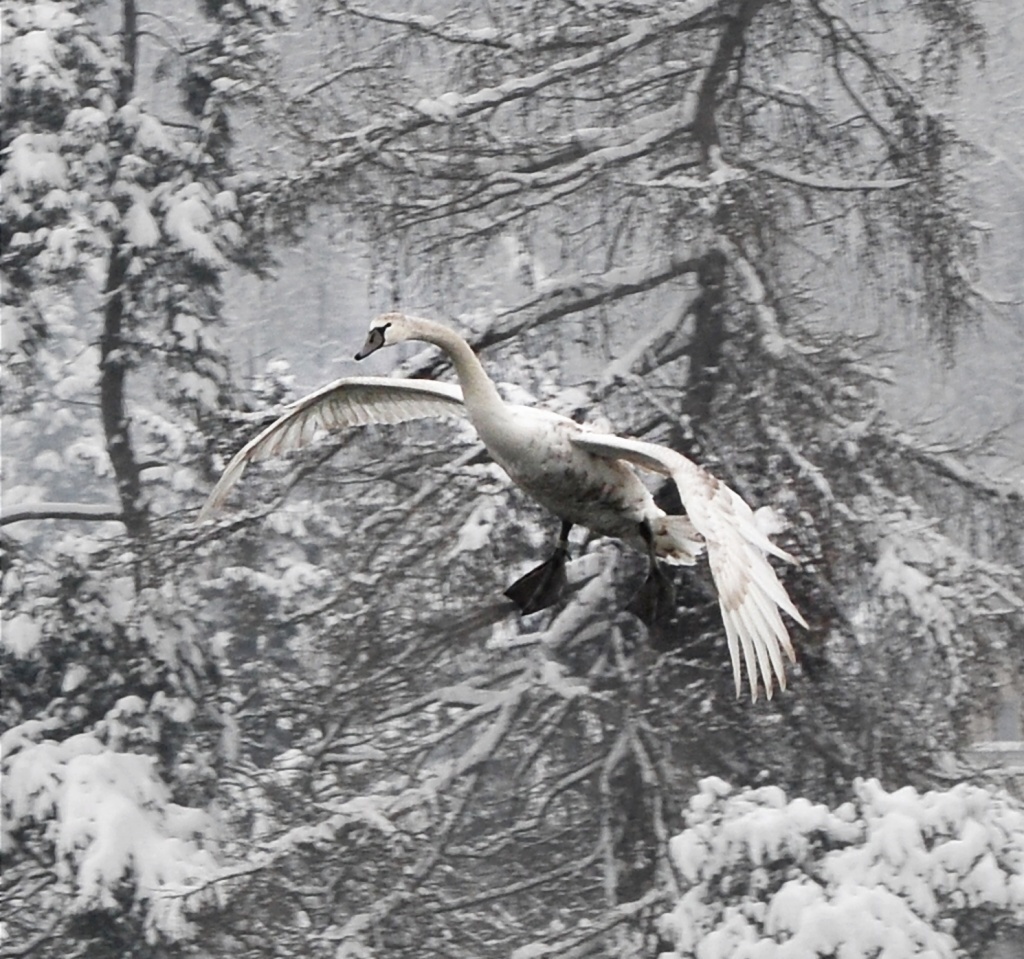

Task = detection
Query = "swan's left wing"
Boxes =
[570,431,807,701]
[199,376,465,521]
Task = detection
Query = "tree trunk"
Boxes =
[99,0,148,541]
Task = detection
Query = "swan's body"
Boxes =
[201,313,808,700]
[458,401,702,564]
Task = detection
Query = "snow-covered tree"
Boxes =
[2,0,258,534]
[2,0,284,950]
[659,776,1024,959]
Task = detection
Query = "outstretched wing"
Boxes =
[570,431,807,702]
[199,376,465,521]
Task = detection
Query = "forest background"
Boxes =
[2,1,1024,957]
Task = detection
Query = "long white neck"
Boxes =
[404,315,505,413]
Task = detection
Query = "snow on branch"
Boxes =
[420,690,522,794]
[763,422,836,502]
[407,2,719,122]
[289,2,720,188]
[394,103,695,227]
[749,161,913,192]
[728,245,818,360]
[341,1,717,53]
[339,3,510,48]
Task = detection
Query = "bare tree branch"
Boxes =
[0,503,124,527]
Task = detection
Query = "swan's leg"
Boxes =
[627,520,676,624]
[504,520,572,614]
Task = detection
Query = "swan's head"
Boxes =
[354,312,414,360]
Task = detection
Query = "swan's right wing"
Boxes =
[570,430,806,702]
[199,376,465,520]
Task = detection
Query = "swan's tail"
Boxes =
[652,514,704,566]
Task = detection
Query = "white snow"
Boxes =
[172,312,202,351]
[2,612,43,657]
[105,576,136,625]
[8,0,77,34]
[3,133,68,192]
[448,498,496,555]
[872,542,959,691]
[9,29,59,76]
[6,19,74,93]
[174,370,220,410]
[163,183,227,267]
[3,722,222,942]
[41,225,78,270]
[660,777,1024,959]
[536,658,589,699]
[212,189,237,215]
[126,193,161,248]
[244,0,297,19]
[64,105,109,133]
[65,436,111,476]
[414,91,463,121]
[62,663,89,692]
[42,186,71,209]
[134,113,176,155]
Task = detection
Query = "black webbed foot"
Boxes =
[504,548,569,614]
[626,561,676,625]
[505,519,572,615]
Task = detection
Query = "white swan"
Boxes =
[200,313,807,700]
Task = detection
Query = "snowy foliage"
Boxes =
[659,777,1024,959]
[3,713,223,942]
[1,0,256,440]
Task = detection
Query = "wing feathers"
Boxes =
[571,430,804,701]
[199,377,464,520]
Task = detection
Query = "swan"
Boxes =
[200,312,808,700]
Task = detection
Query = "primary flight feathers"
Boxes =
[200,377,464,519]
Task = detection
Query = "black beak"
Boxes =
[355,322,389,360]
[354,336,378,361]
